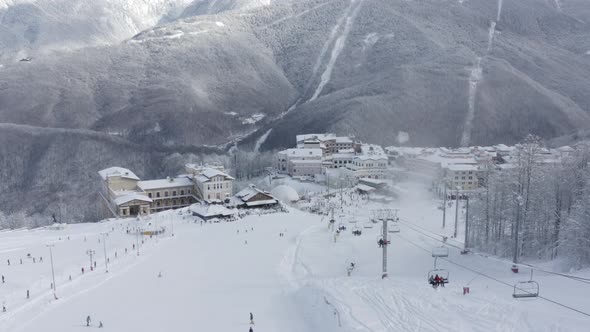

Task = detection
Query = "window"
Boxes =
[164,191,169,197]
[208,185,210,190]
[188,189,191,194]
[468,176,472,180]
[461,176,465,180]
[148,193,152,198]
[122,209,127,216]
[157,202,161,207]
[173,200,177,205]
[156,192,160,198]
[180,190,184,195]
[173,191,177,196]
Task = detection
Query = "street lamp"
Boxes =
[454,186,461,238]
[46,244,57,299]
[100,233,109,273]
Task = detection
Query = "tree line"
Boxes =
[467,136,590,269]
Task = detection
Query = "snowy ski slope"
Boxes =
[1,176,589,331]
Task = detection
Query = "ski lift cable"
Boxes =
[394,233,590,318]
[398,218,590,284]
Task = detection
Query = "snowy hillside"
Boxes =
[1,176,589,332]
[0,0,193,60]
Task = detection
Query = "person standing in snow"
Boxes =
[86,315,91,326]
[249,327,253,332]
[99,321,103,328]
[250,312,254,324]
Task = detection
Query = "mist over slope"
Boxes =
[1,0,589,219]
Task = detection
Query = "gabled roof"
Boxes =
[113,193,152,206]
[98,167,139,181]
[235,185,274,202]
[195,168,235,183]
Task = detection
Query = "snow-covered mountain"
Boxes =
[0,0,194,60]
[1,0,590,219]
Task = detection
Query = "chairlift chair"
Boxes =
[388,224,401,233]
[513,270,539,299]
[352,226,362,236]
[431,246,449,258]
[377,234,391,245]
[428,269,449,285]
[512,281,539,299]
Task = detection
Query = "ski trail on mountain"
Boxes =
[254,129,272,152]
[309,0,363,101]
[300,0,362,103]
[460,0,502,147]
[277,0,362,118]
[264,0,336,28]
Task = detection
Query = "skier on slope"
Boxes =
[86,315,91,326]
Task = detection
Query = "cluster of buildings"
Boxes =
[276,134,389,182]
[386,144,576,192]
[99,164,277,218]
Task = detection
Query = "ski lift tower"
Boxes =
[328,203,336,231]
[379,209,399,279]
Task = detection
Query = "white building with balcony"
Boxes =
[195,168,235,203]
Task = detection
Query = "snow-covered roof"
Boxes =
[137,177,194,190]
[195,168,234,183]
[190,204,236,217]
[98,167,139,181]
[296,134,336,142]
[335,137,353,143]
[271,185,300,202]
[446,164,479,171]
[113,193,152,206]
[279,148,322,158]
[245,199,277,207]
[359,178,388,185]
[235,185,274,202]
[355,184,376,192]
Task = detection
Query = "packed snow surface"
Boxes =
[1,176,589,331]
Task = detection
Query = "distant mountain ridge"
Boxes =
[1,0,589,219]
